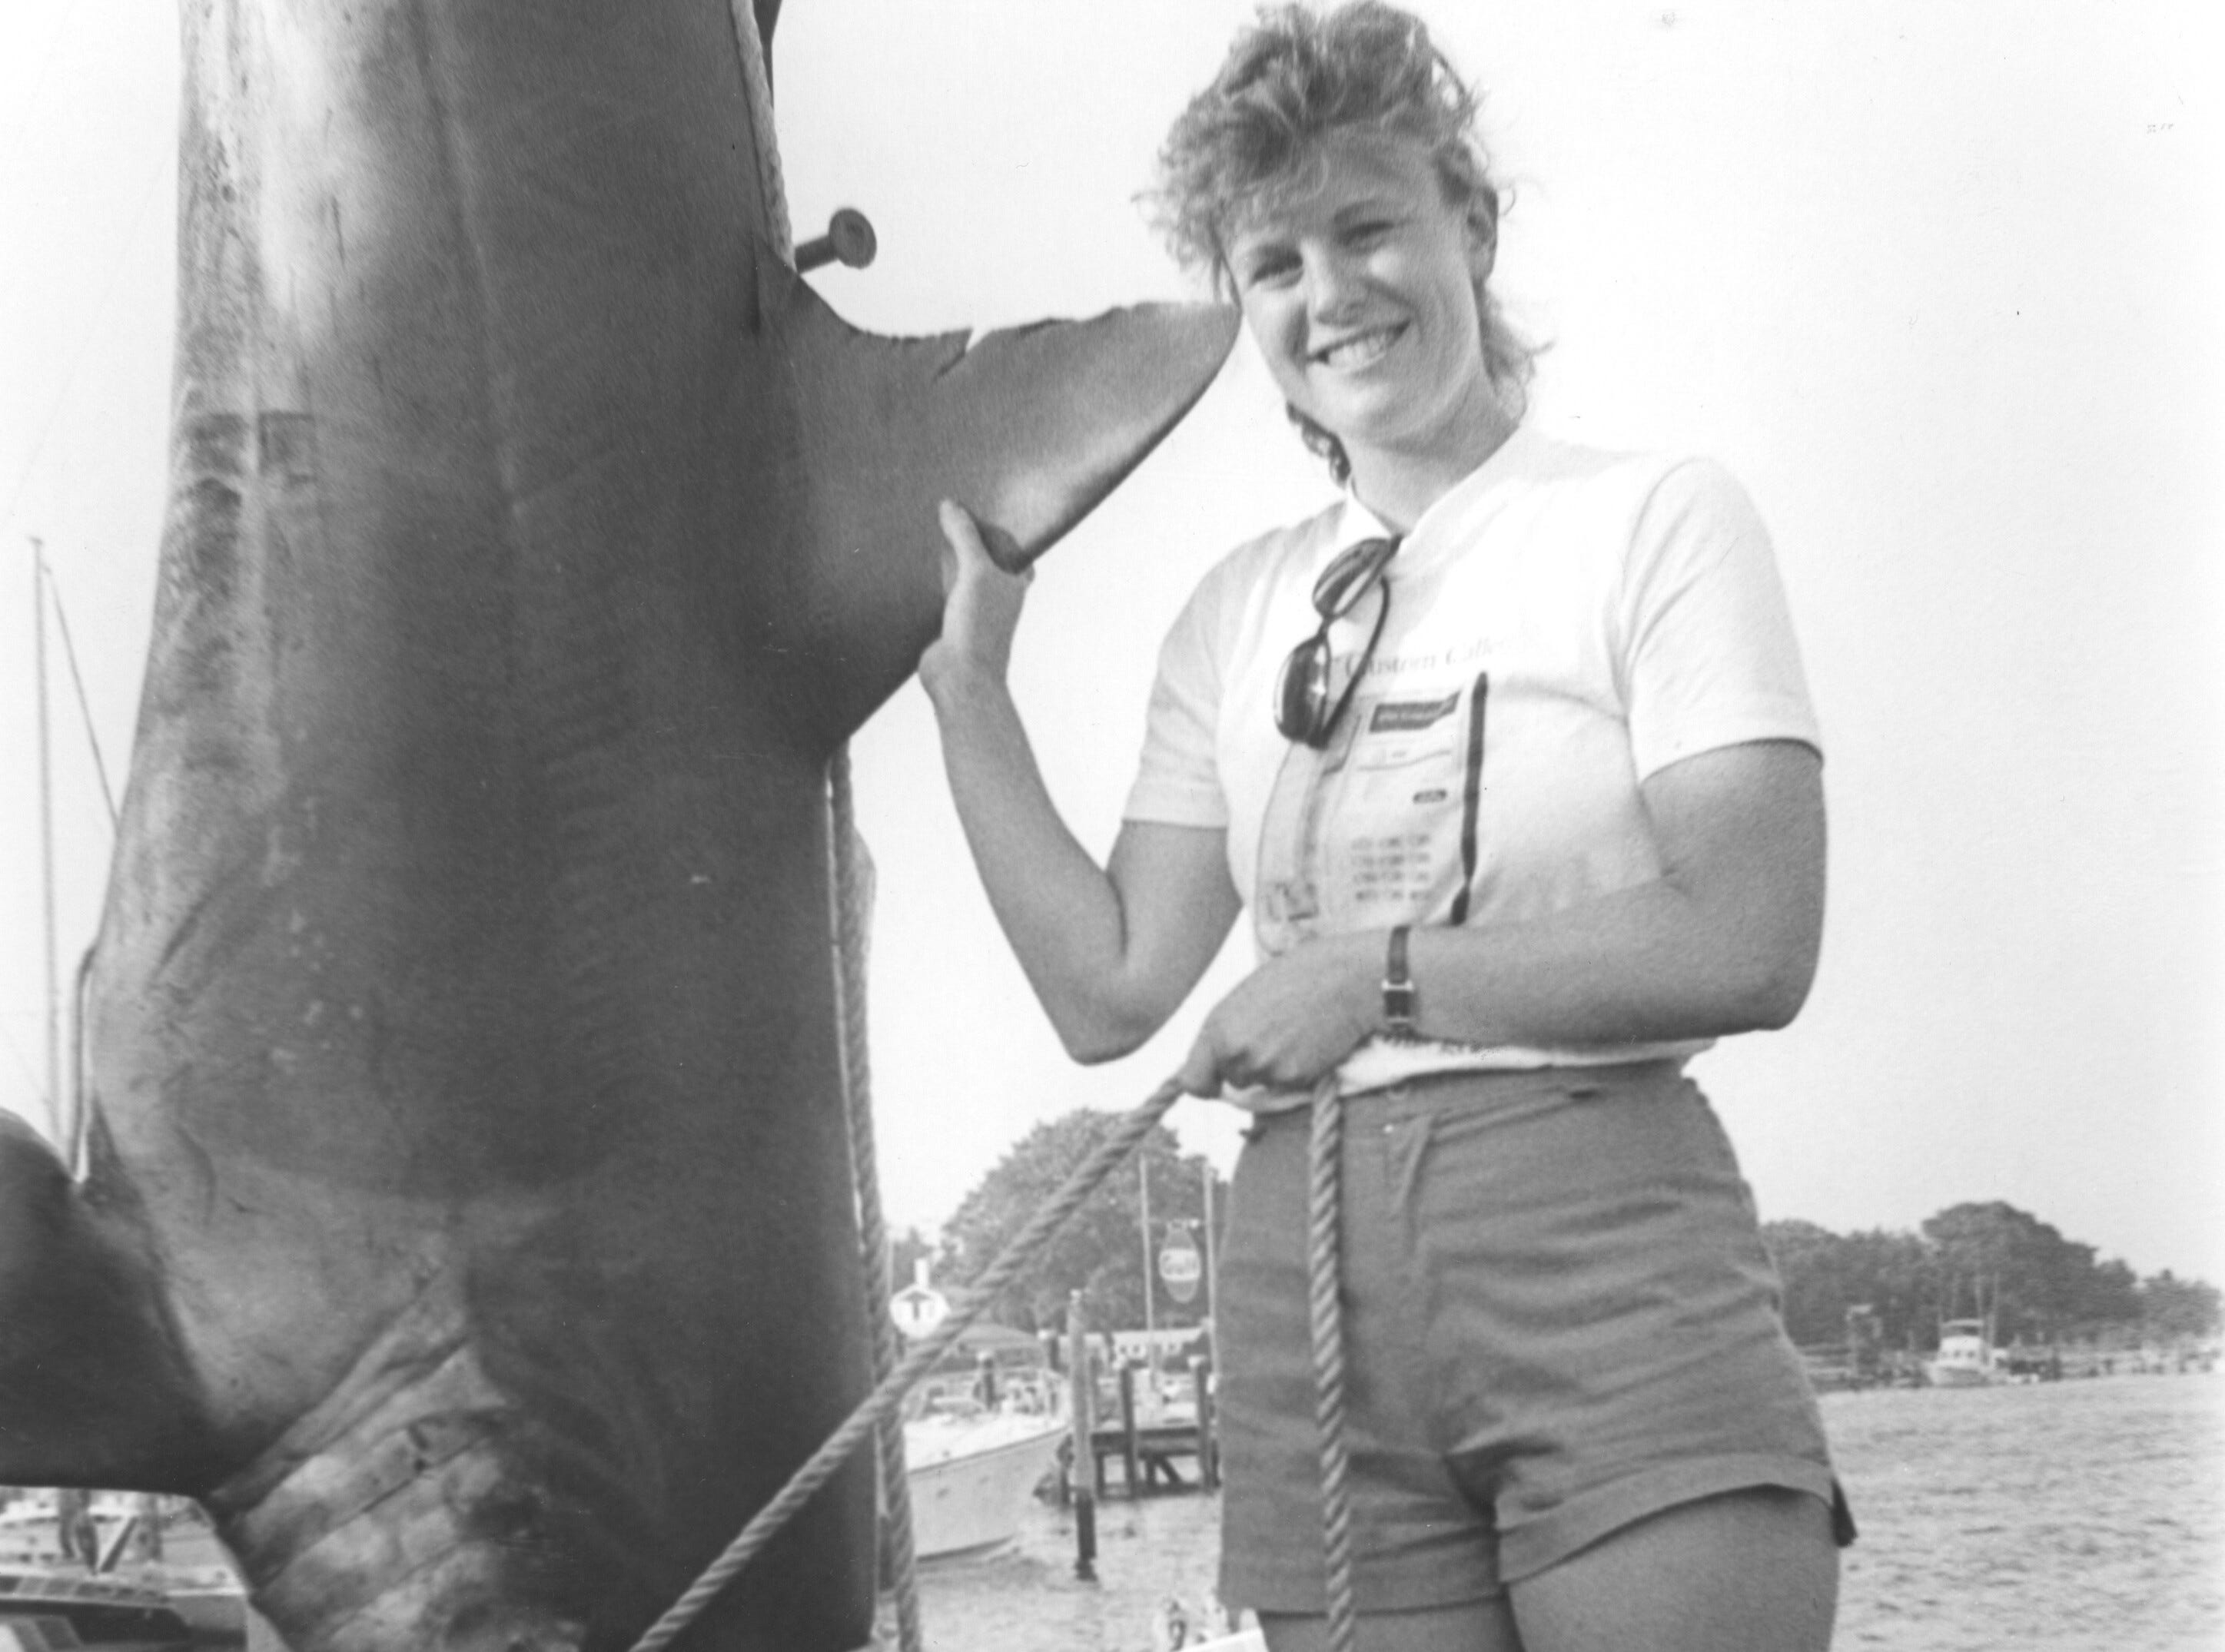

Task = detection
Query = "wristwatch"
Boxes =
[1383,924,1418,1037]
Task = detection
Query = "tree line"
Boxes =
[915,1110,2221,1355]
[1762,1200,2220,1352]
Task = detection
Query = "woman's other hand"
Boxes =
[1176,931,1378,1101]
[919,499,1031,701]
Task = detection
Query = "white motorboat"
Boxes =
[902,1404,1068,1561]
[885,1318,1070,1561]
[1926,1319,2004,1388]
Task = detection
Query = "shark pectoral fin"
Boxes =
[779,278,1240,738]
[0,1112,212,1491]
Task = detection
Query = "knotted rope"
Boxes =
[1307,1073,1359,1652]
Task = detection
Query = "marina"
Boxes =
[0,1352,2213,1648]
[905,1372,2221,1652]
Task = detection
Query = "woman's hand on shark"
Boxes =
[922,498,1033,696]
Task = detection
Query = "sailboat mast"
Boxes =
[32,537,61,1145]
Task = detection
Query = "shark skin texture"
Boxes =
[0,2,1236,1649]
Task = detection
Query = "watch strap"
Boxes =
[1382,924,1417,1036]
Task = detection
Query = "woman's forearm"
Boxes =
[1405,741,1825,1048]
[928,665,1151,1057]
[1406,877,1821,1049]
[1181,741,1825,1092]
[1195,868,1818,1093]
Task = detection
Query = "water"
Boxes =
[1828,1374,2221,1650]
[909,1373,2223,1651]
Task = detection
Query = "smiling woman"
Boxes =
[917,4,1845,1650]
[1217,136,1510,524]
[1153,32,1533,529]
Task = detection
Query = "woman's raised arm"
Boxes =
[921,502,1242,1063]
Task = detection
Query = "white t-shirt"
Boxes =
[1122,424,1822,1093]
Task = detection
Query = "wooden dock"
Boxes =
[1080,1365,1219,1498]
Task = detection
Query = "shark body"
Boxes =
[0,3,1234,1647]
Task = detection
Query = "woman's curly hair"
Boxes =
[1147,2,1533,481]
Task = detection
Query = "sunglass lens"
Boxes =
[1276,636,1331,745]
[1280,536,1396,747]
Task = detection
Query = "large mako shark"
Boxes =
[0,1,1234,1647]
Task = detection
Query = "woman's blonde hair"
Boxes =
[1148,2,1533,480]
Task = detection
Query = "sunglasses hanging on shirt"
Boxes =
[1273,535,1400,748]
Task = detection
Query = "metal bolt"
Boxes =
[795,207,877,274]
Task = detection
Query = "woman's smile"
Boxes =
[1310,322,1408,370]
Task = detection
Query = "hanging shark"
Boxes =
[0,2,1234,1648]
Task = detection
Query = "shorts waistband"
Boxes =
[1248,1060,1691,1137]
[1361,1057,1682,1100]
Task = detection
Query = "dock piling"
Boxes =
[1191,1353,1219,1491]
[1117,1364,1143,1498]
[1067,1292,1096,1581]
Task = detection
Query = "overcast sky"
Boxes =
[2,1,2220,1286]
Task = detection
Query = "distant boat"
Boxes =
[1163,1624,1264,1652]
[151,1577,246,1644]
[1147,1595,1256,1652]
[1927,1318,2004,1388]
[0,1567,194,1652]
[0,1497,245,1644]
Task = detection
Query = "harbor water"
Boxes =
[909,1373,2222,1651]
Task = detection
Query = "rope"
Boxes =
[45,565,119,828]
[828,750,923,1652]
[719,5,925,1648]
[625,1077,1187,1652]
[726,0,792,286]
[68,947,95,1178]
[32,544,61,1149]
[1307,1073,1360,1652]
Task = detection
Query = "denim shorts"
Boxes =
[1214,1063,1849,1613]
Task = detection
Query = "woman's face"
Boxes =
[1224,137,1496,469]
